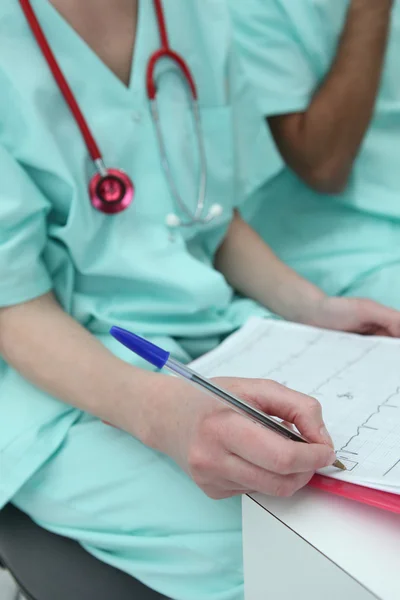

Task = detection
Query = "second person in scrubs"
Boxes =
[230,0,400,307]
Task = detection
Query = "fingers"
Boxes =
[222,453,315,497]
[224,411,336,474]
[187,377,337,500]
[236,378,333,447]
[355,299,400,338]
[377,306,400,338]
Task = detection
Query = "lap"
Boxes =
[13,412,243,600]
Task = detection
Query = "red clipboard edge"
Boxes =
[309,475,400,515]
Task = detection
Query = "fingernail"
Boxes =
[320,425,334,447]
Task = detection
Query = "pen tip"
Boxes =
[333,459,347,471]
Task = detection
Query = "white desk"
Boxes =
[242,488,400,600]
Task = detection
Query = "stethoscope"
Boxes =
[19,0,223,227]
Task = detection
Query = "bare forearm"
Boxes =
[0,293,173,443]
[215,213,325,323]
[269,0,393,192]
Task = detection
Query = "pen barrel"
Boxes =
[165,357,192,379]
[165,358,307,443]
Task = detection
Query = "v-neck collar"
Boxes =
[30,0,147,98]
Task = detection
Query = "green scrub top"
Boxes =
[230,0,400,296]
[0,0,276,508]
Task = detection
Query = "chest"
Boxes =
[0,0,237,248]
[48,0,138,86]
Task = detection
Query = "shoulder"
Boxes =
[0,62,26,152]
[0,0,30,53]
[0,2,48,151]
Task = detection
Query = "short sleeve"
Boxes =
[0,145,52,307]
[229,0,318,117]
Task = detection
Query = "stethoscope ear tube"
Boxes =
[151,96,205,223]
[151,96,223,228]
[146,6,223,228]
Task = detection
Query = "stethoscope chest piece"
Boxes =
[89,169,134,215]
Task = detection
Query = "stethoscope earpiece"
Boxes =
[165,204,224,229]
[165,213,182,228]
[208,204,223,219]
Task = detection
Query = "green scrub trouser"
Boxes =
[13,412,243,600]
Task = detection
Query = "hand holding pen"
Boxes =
[111,327,343,500]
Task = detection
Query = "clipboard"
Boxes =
[309,474,400,515]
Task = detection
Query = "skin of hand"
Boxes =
[148,375,336,499]
[308,296,400,337]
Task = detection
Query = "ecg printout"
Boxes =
[192,318,400,493]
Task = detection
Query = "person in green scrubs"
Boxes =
[1,2,400,599]
[230,0,400,306]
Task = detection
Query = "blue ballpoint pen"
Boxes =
[110,326,346,471]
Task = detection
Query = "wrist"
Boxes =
[300,296,341,330]
[109,366,188,450]
[281,284,327,326]
[116,366,161,444]
[92,359,163,443]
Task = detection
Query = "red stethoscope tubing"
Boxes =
[147,0,197,101]
[19,0,102,163]
[19,0,198,160]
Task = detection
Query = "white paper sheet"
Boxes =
[192,318,400,493]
